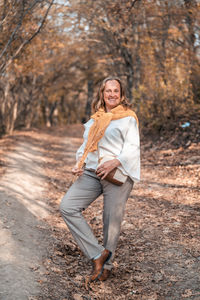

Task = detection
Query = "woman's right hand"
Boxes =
[72,164,84,176]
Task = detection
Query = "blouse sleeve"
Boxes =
[116,117,140,177]
[76,119,94,161]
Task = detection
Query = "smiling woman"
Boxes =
[60,76,140,283]
[103,80,121,111]
[92,77,131,112]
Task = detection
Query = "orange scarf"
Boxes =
[78,104,139,169]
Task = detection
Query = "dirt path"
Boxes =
[0,126,199,300]
[0,138,51,300]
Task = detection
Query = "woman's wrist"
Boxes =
[113,158,121,168]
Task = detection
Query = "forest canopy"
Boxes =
[0,0,199,136]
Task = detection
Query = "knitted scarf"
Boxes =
[78,104,139,169]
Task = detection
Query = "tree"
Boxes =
[0,0,54,135]
[0,0,199,136]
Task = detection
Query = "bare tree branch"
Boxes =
[0,0,44,59]
[0,0,54,74]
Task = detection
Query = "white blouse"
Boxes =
[76,116,140,182]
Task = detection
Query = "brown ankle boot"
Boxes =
[98,268,111,281]
[90,249,111,281]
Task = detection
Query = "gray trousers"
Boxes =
[60,170,133,270]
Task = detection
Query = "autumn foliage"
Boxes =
[0,0,199,136]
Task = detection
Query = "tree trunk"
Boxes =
[184,0,199,103]
[84,79,93,121]
[7,100,18,134]
[49,101,58,126]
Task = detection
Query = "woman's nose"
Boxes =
[109,90,115,96]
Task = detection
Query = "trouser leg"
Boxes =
[102,177,134,270]
[60,170,104,260]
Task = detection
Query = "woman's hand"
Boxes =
[72,162,84,176]
[96,159,121,180]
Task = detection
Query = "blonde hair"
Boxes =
[92,76,131,112]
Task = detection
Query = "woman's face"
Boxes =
[103,80,121,112]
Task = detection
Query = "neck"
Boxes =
[105,104,122,112]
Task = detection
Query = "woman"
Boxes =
[60,76,140,282]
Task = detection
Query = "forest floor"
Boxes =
[0,124,199,300]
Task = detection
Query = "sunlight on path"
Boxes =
[1,142,49,218]
[0,141,50,300]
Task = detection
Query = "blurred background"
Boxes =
[0,0,199,138]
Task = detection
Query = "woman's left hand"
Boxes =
[96,159,121,180]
